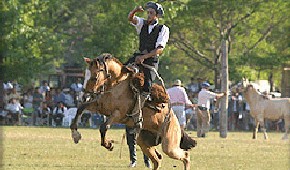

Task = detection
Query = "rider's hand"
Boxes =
[135,55,145,64]
[135,6,144,12]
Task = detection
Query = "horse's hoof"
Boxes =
[72,130,82,144]
[108,143,114,151]
[74,139,79,144]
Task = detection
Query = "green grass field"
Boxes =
[0,126,289,170]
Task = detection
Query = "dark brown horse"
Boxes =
[70,53,196,170]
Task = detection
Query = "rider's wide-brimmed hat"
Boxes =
[173,79,182,86]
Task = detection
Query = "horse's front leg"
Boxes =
[252,119,259,139]
[137,132,162,170]
[70,104,87,144]
[100,110,120,151]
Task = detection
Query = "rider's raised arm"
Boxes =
[128,6,144,25]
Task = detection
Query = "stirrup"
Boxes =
[141,92,151,101]
[135,121,143,130]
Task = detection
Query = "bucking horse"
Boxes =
[70,53,196,170]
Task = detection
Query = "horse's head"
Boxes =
[84,53,125,93]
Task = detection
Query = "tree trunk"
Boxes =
[219,39,228,138]
[268,72,274,92]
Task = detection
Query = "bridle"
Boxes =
[83,55,112,102]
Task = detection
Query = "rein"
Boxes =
[84,56,112,100]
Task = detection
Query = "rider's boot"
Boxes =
[132,92,150,130]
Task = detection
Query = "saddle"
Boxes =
[130,73,169,112]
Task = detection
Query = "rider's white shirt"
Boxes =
[131,16,170,49]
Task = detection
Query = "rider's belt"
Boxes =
[198,106,208,111]
[171,102,185,107]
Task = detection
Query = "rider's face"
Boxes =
[147,8,157,22]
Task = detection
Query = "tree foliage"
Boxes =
[1,0,289,88]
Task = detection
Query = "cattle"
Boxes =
[233,82,290,140]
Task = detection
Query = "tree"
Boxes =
[166,0,289,88]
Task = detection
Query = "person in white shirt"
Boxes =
[197,83,226,137]
[70,78,83,93]
[63,88,75,108]
[167,79,193,130]
[5,98,23,124]
[39,80,50,97]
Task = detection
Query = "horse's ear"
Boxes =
[104,53,112,60]
[84,57,91,63]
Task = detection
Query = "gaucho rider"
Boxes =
[125,2,169,128]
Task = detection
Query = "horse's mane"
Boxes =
[97,53,124,66]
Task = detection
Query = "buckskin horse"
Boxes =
[70,53,196,170]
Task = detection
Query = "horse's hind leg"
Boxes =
[282,115,290,140]
[259,120,268,140]
[162,147,190,170]
[137,137,162,170]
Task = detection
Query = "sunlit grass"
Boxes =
[0,126,289,170]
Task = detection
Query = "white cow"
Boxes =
[234,83,290,140]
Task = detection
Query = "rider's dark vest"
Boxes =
[139,21,163,53]
[139,21,163,65]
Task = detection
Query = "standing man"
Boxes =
[125,2,170,128]
[167,79,193,130]
[197,83,226,137]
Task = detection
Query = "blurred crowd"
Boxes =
[0,79,105,128]
[0,78,284,133]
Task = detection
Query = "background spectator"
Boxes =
[45,89,55,109]
[167,79,193,130]
[197,82,226,137]
[39,80,50,97]
[52,102,67,126]
[38,102,51,125]
[23,89,33,109]
[7,87,21,103]
[70,78,83,93]
[32,87,44,125]
[63,88,75,108]
[5,98,23,125]
[53,88,66,106]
